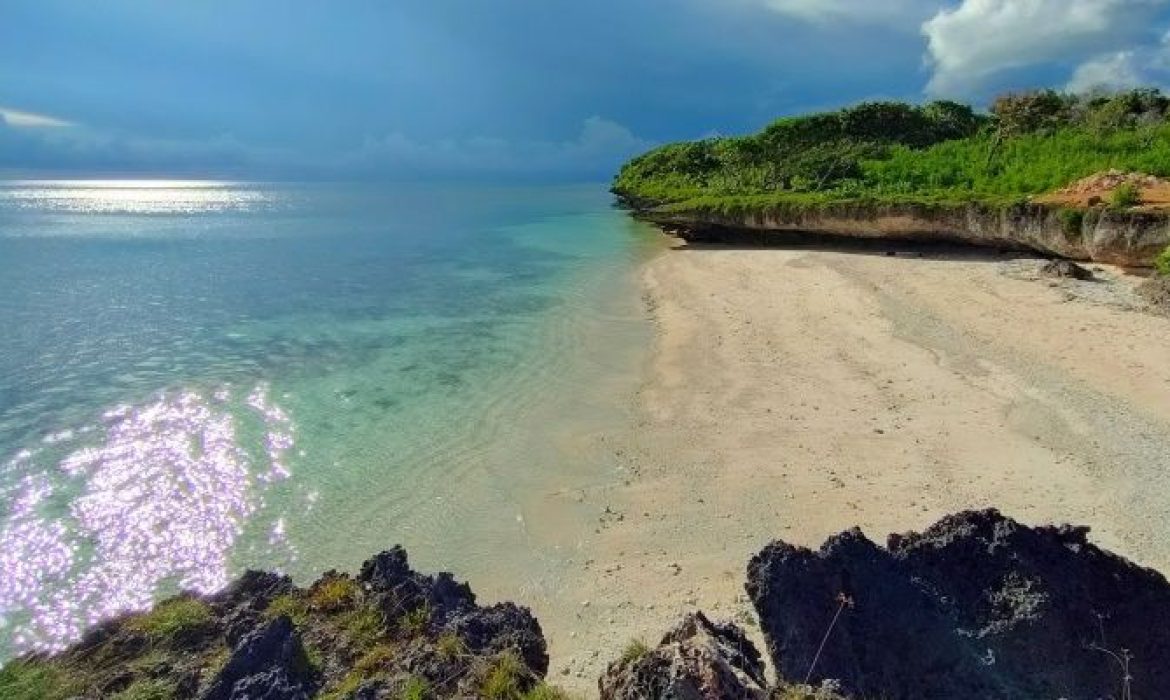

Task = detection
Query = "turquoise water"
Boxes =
[0,181,656,658]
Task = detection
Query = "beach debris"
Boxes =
[1039,259,1094,280]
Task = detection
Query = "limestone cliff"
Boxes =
[634,199,1170,267]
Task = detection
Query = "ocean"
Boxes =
[0,180,657,659]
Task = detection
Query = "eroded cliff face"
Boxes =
[640,201,1170,267]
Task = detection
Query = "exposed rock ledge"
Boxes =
[636,200,1170,267]
[747,509,1170,700]
[5,511,1170,699]
[602,510,1170,700]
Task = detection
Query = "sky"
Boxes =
[3,0,1170,180]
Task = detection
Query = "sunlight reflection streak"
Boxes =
[0,384,294,653]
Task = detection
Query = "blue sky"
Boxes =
[3,0,1170,179]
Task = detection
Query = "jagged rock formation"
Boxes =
[598,611,768,700]
[637,201,1170,267]
[1039,259,1094,280]
[746,509,1170,700]
[6,512,1170,699]
[202,616,315,700]
[0,546,552,700]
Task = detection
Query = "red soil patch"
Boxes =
[1036,170,1170,210]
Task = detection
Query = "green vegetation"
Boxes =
[320,646,396,700]
[522,682,575,700]
[0,660,79,700]
[0,562,576,700]
[125,596,213,642]
[613,88,1170,214]
[1156,246,1170,276]
[309,575,359,613]
[265,592,311,626]
[1111,182,1143,209]
[398,603,431,636]
[399,675,431,700]
[339,606,386,648]
[1060,208,1086,237]
[480,650,528,699]
[619,638,651,666]
[773,684,850,700]
[436,632,467,659]
[111,678,176,700]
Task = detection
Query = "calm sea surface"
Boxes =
[0,180,656,658]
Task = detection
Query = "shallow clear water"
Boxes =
[0,180,656,658]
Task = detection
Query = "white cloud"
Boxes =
[751,0,940,24]
[1067,32,1170,91]
[0,106,73,128]
[923,0,1169,96]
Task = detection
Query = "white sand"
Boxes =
[545,239,1170,694]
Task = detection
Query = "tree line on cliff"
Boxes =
[612,88,1170,207]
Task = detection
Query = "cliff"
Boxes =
[632,198,1170,267]
[611,90,1170,267]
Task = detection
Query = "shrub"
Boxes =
[436,632,466,659]
[265,593,309,626]
[309,576,359,613]
[480,650,528,700]
[398,604,431,636]
[1110,183,1142,209]
[1059,208,1086,237]
[612,87,1170,213]
[126,597,213,641]
[398,675,430,700]
[619,638,650,666]
[339,606,386,648]
[354,645,396,674]
[1155,245,1170,276]
[522,683,574,700]
[321,647,395,700]
[991,90,1072,135]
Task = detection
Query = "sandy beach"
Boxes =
[547,237,1170,692]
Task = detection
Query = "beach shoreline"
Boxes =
[544,232,1170,694]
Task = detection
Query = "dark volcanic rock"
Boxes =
[746,509,1170,700]
[5,545,552,699]
[1040,259,1094,280]
[599,611,768,700]
[359,545,548,678]
[201,615,316,700]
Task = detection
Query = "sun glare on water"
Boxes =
[0,385,298,655]
[0,179,272,215]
